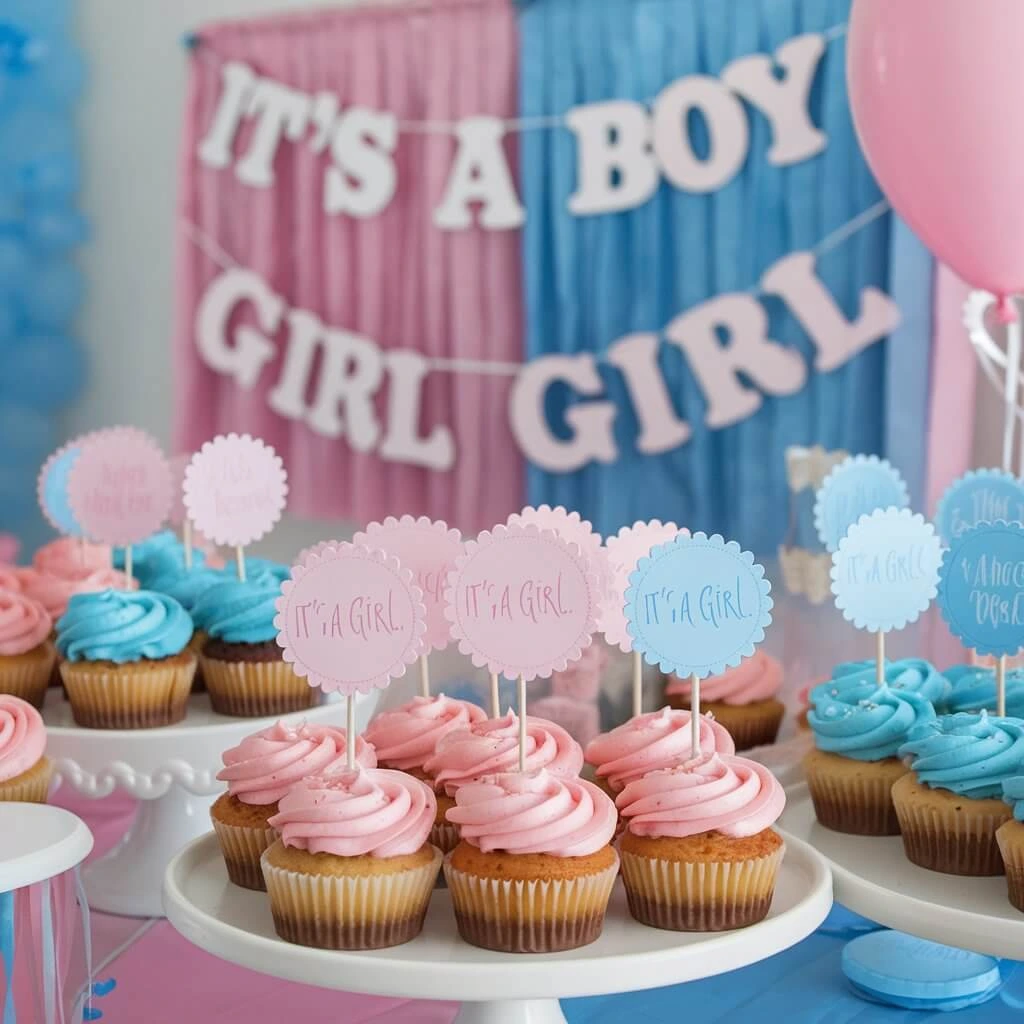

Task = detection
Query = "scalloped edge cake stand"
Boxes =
[163,831,832,1024]
[44,691,380,919]
[780,782,1024,960]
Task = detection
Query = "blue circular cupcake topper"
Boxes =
[814,455,909,553]
[938,520,1024,657]
[832,509,943,633]
[624,532,773,678]
[935,468,1024,546]
[38,442,84,537]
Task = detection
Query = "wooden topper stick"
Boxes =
[123,545,133,586]
[632,650,643,719]
[998,654,1008,718]
[876,631,886,687]
[490,672,500,718]
[235,545,247,582]
[182,518,194,571]
[518,674,527,772]
[346,693,356,770]
[691,674,701,756]
[419,654,430,699]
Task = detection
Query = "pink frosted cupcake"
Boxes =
[263,768,442,949]
[617,753,786,931]
[444,771,619,952]
[32,538,112,577]
[666,651,785,750]
[0,695,53,802]
[0,591,55,708]
[0,568,22,593]
[210,720,376,890]
[424,712,584,854]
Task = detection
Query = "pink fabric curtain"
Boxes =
[174,0,523,532]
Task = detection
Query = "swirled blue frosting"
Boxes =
[190,577,280,644]
[56,589,192,663]
[1003,776,1024,822]
[812,659,950,708]
[942,665,1024,718]
[898,712,1024,798]
[224,557,291,585]
[146,566,227,614]
[808,687,936,761]
[114,530,207,588]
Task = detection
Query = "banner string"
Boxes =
[180,194,892,379]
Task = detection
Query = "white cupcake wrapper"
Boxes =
[212,817,277,890]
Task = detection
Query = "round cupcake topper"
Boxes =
[624,532,773,678]
[66,428,173,546]
[444,523,600,681]
[599,520,684,652]
[167,454,193,528]
[183,434,288,548]
[354,517,464,653]
[37,438,88,537]
[935,469,1024,546]
[938,520,1024,657]
[814,455,909,553]
[832,508,944,633]
[275,543,427,695]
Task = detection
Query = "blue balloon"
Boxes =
[0,460,38,526]
[0,108,77,196]
[39,442,81,535]
[0,3,70,36]
[0,232,28,287]
[19,258,82,327]
[24,203,87,252]
[0,400,53,467]
[0,333,86,408]
[0,299,17,342]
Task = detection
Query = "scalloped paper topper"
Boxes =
[274,542,427,695]
[935,469,1024,546]
[443,522,600,682]
[168,454,192,527]
[814,455,909,553]
[937,520,1024,657]
[38,437,89,537]
[183,434,288,547]
[831,508,943,634]
[355,516,464,653]
[599,520,684,652]
[624,532,773,678]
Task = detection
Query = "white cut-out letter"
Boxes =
[324,107,399,218]
[197,61,256,170]
[380,350,455,470]
[235,78,310,188]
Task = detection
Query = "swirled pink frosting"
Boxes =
[617,753,786,839]
[33,538,112,578]
[364,695,487,770]
[269,768,435,858]
[0,695,46,782]
[584,707,736,793]
[666,651,783,705]
[448,770,617,857]
[0,591,52,656]
[424,712,584,795]
[218,720,377,805]
[18,567,137,620]
[0,568,23,593]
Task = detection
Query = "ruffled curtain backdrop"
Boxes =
[175,0,523,532]
[517,0,936,553]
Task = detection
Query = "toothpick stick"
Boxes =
[691,673,701,757]
[632,650,643,719]
[235,544,246,582]
[517,674,527,772]
[998,654,1008,718]
[419,654,430,699]
[346,693,356,770]
[489,672,500,718]
[124,545,133,585]
[876,631,886,687]
[78,537,86,568]
[182,518,194,571]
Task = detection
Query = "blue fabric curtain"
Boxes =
[518,0,934,555]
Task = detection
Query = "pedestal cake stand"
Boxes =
[163,831,832,1024]
[44,691,379,918]
[780,782,1024,960]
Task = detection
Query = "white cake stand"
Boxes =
[0,803,93,893]
[163,831,832,1024]
[44,691,379,919]
[781,782,1024,959]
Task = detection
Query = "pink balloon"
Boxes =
[848,0,1024,315]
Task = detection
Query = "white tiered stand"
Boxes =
[163,832,832,1024]
[44,691,379,919]
[780,782,1024,960]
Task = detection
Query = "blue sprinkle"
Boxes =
[92,978,117,997]
[83,1009,103,1021]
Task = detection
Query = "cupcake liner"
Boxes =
[430,822,460,857]
[709,702,785,751]
[443,854,619,953]
[620,844,784,932]
[0,757,53,803]
[201,657,316,718]
[60,655,196,729]
[212,816,277,891]
[804,756,906,836]
[997,822,1024,911]
[0,644,56,709]
[188,631,207,693]
[262,845,442,950]
[893,783,1010,876]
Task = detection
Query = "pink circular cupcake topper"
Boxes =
[275,543,427,696]
[444,523,600,682]
[600,520,687,652]
[183,434,288,547]
[168,454,192,527]
[355,516,464,653]
[66,428,173,546]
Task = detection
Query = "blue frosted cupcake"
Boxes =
[811,659,950,708]
[114,530,207,588]
[192,577,314,717]
[57,589,196,728]
[894,713,1024,875]
[942,665,1024,718]
[998,777,1024,910]
[804,688,935,835]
